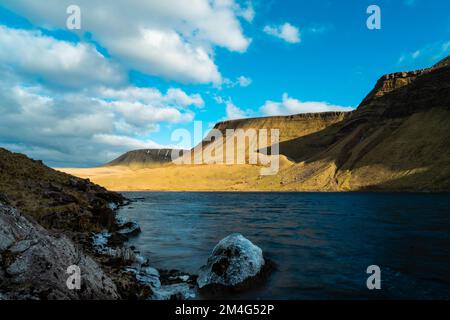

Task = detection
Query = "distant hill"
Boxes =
[61,55,450,192]
[105,149,187,167]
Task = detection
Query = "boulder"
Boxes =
[117,221,141,237]
[197,233,271,294]
[0,204,119,300]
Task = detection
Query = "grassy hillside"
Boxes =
[60,56,450,192]
[0,148,124,231]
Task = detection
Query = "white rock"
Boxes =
[197,233,265,289]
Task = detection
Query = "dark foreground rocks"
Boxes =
[92,228,197,300]
[0,147,273,300]
[0,204,119,299]
[0,148,125,234]
[197,233,274,296]
[0,148,153,300]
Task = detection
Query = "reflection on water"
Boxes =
[118,192,450,299]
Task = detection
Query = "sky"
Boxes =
[0,0,449,167]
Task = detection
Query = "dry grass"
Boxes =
[59,109,450,193]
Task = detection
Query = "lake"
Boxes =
[117,192,450,299]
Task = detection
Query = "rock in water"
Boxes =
[197,233,268,292]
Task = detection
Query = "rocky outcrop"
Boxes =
[197,234,271,295]
[358,57,450,119]
[0,149,160,300]
[0,148,124,233]
[0,204,119,300]
[360,69,426,106]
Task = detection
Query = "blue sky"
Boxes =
[0,0,449,167]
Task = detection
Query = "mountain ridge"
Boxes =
[105,148,186,167]
[60,55,450,192]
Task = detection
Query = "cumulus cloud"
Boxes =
[110,29,221,84]
[236,1,255,22]
[263,22,301,44]
[225,101,249,120]
[260,93,354,116]
[2,0,253,84]
[215,96,251,120]
[0,2,256,165]
[0,65,201,166]
[0,25,124,89]
[97,87,204,109]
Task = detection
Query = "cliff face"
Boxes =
[212,112,349,144]
[188,55,450,191]
[60,55,450,192]
[270,55,450,191]
[108,113,349,167]
[193,112,350,165]
[357,58,450,118]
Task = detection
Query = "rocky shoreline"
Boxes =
[0,195,199,300]
[1,197,271,300]
[0,148,272,300]
[88,200,199,300]
[0,148,157,299]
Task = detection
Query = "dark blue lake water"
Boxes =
[118,192,450,299]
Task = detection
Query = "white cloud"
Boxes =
[214,96,251,120]
[3,0,253,84]
[97,87,204,109]
[0,2,258,165]
[223,75,253,88]
[260,93,354,116]
[263,22,301,44]
[226,100,249,120]
[0,67,200,166]
[236,1,255,22]
[110,29,221,84]
[93,134,164,150]
[237,76,253,87]
[0,25,124,89]
[166,88,205,108]
[103,100,194,127]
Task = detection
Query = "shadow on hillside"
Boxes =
[356,166,450,192]
[271,64,450,178]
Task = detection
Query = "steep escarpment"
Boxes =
[60,55,450,192]
[108,114,349,167]
[270,55,450,191]
[212,112,350,144]
[191,111,350,165]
